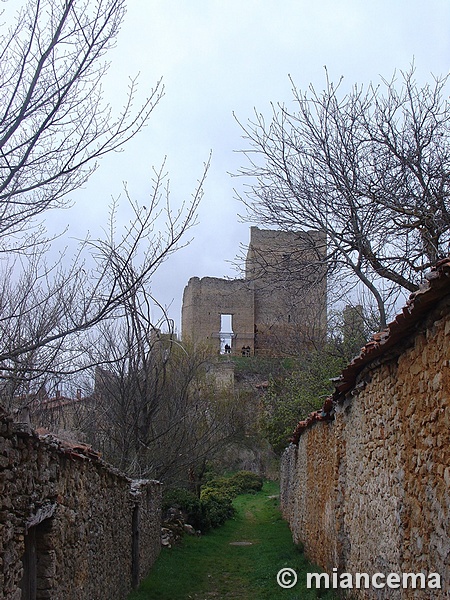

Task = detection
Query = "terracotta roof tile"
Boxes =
[37,430,101,461]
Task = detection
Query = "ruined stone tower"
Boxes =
[182,227,327,356]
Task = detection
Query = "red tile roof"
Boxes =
[36,428,101,461]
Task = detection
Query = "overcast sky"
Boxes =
[64,0,450,334]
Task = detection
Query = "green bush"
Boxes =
[162,487,202,530]
[163,484,237,533]
[228,471,264,494]
[200,477,239,501]
[162,472,265,533]
[201,471,264,500]
[197,471,263,531]
[200,489,235,530]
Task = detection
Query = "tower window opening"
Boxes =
[220,314,234,354]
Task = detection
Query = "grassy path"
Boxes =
[129,481,337,600]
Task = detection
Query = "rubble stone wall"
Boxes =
[280,295,450,599]
[0,416,161,600]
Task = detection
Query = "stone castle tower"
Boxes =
[181,227,327,356]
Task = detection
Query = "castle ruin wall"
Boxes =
[182,276,255,355]
[181,227,327,356]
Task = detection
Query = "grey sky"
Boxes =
[62,0,450,334]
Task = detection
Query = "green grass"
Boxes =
[128,481,339,600]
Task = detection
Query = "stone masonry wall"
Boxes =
[0,415,162,600]
[280,421,341,571]
[245,227,327,354]
[181,228,327,356]
[182,276,255,354]
[280,281,450,599]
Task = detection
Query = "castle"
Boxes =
[182,227,327,356]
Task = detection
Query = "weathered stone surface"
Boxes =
[182,276,255,354]
[181,227,327,356]
[281,294,450,600]
[0,422,162,600]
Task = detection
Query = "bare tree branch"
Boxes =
[0,0,163,253]
[0,0,210,399]
[235,65,450,329]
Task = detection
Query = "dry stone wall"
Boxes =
[0,414,161,600]
[281,268,450,599]
[280,421,341,570]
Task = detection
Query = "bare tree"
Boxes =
[0,0,162,253]
[0,0,210,404]
[80,299,241,483]
[0,161,208,411]
[235,66,450,329]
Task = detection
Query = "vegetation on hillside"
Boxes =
[258,348,347,454]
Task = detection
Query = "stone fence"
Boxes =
[0,412,162,600]
[280,259,450,599]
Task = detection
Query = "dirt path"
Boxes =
[129,482,338,600]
